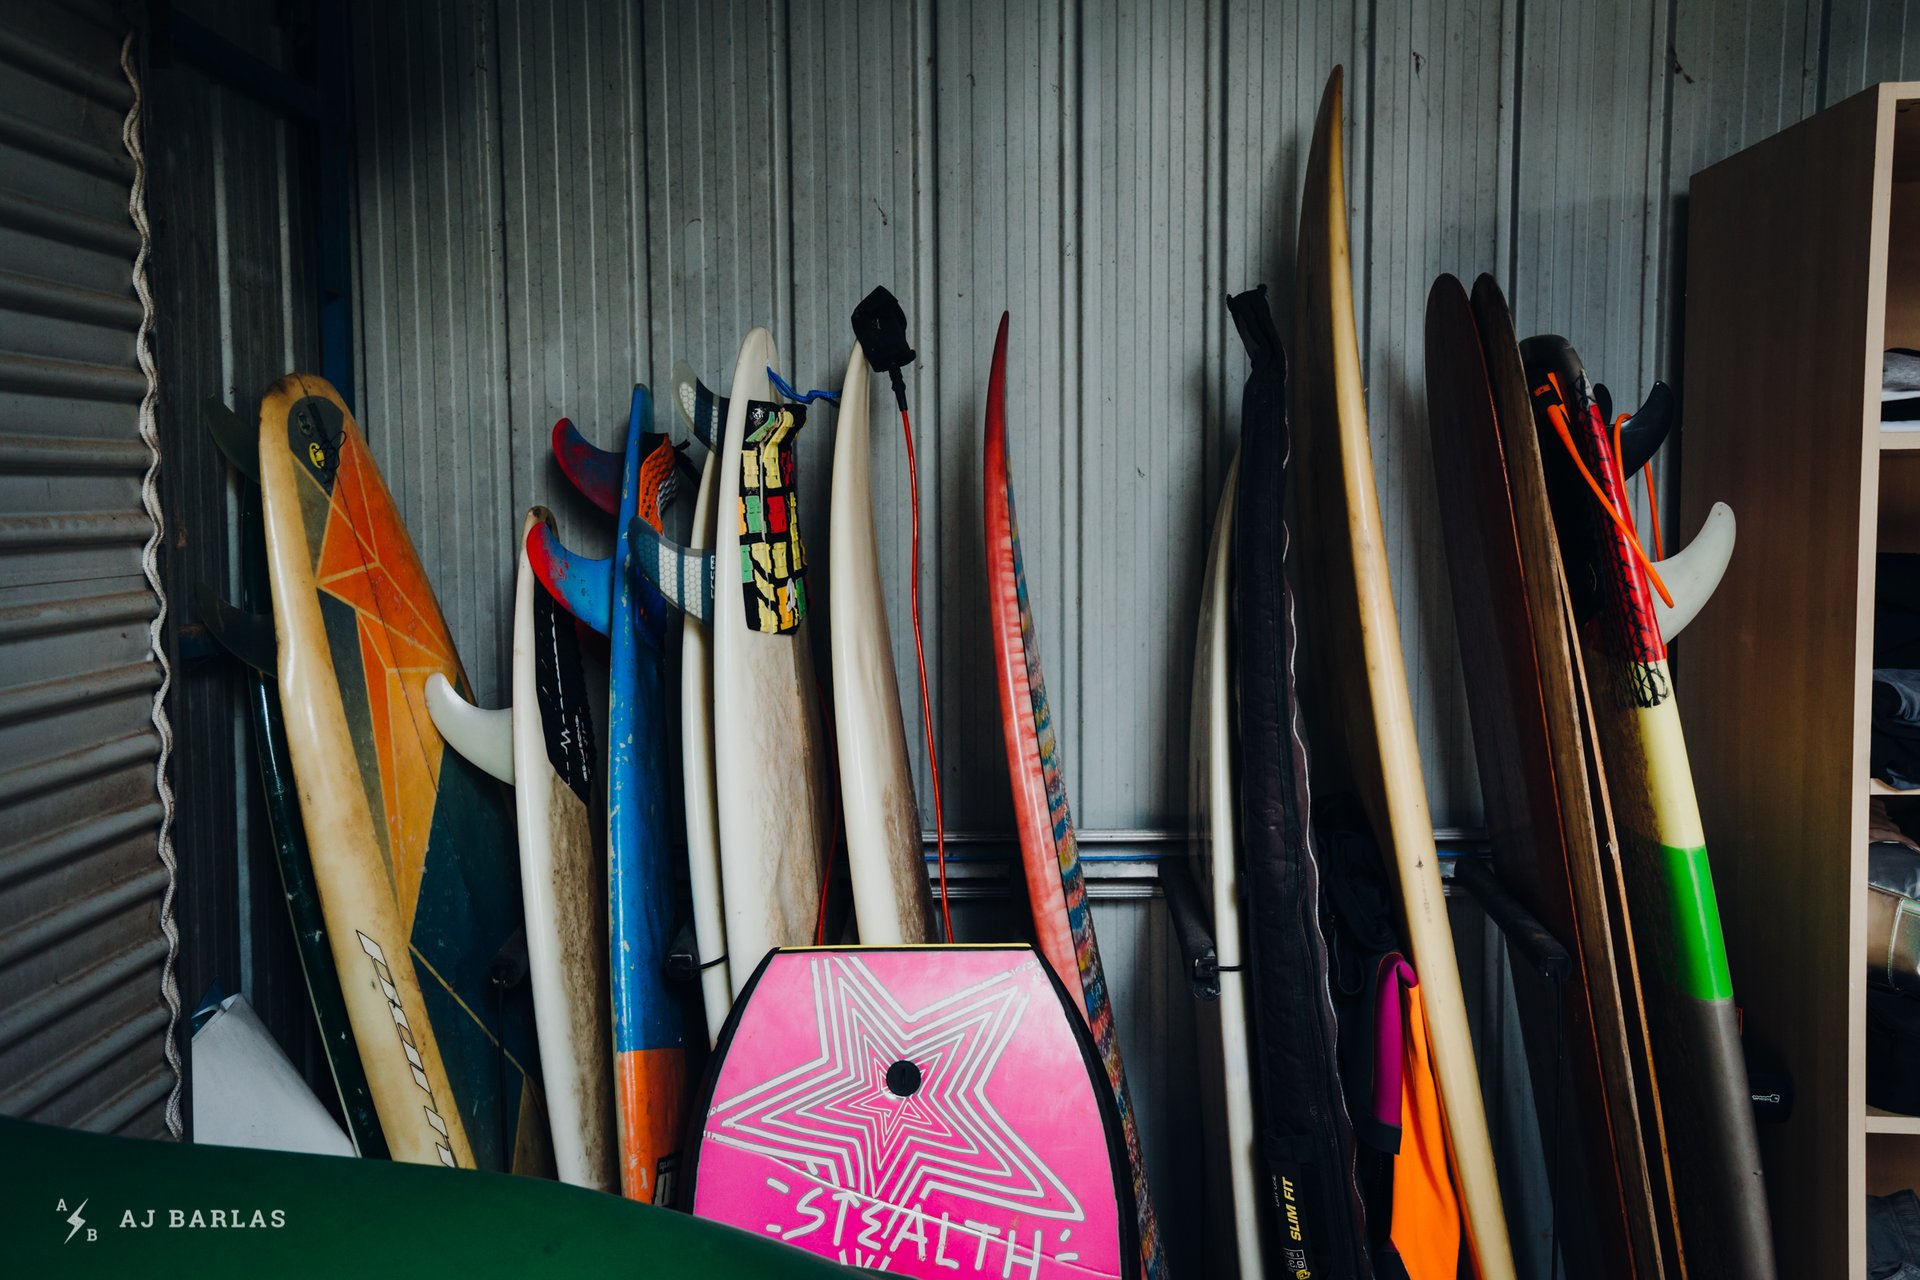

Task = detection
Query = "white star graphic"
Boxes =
[709,954,1087,1222]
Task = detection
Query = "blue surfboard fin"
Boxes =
[671,360,727,452]
[629,518,714,623]
[526,522,613,636]
[551,417,621,515]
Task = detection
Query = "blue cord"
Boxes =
[768,366,840,405]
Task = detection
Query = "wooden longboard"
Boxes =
[1187,450,1264,1278]
[829,340,933,945]
[1424,273,1672,1276]
[529,391,689,1202]
[711,330,829,974]
[257,374,548,1174]
[1521,335,1776,1279]
[982,313,1166,1279]
[427,508,617,1192]
[1289,70,1515,1277]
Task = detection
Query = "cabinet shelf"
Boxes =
[1680,80,1920,1275]
[1866,1107,1920,1135]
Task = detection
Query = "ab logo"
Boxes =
[56,1198,95,1244]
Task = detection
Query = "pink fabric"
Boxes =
[1374,954,1419,1131]
[692,948,1125,1277]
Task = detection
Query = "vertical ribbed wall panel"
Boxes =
[342,0,1920,831]
[1363,0,1511,825]
[0,0,173,1138]
[927,0,1077,830]
[335,5,1920,1266]
[1510,0,1667,435]
[1073,0,1216,827]
[352,0,514,696]
[498,0,654,556]
[146,2,329,1103]
[1827,0,1920,95]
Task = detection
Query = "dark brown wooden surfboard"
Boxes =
[1424,273,1675,1276]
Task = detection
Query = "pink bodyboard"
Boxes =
[686,946,1133,1277]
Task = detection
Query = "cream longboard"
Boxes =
[1188,451,1263,1278]
[1290,69,1516,1277]
[257,374,547,1175]
[426,508,616,1192]
[633,331,828,980]
[828,341,933,945]
[671,364,732,1044]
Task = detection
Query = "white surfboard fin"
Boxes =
[630,517,715,623]
[1653,501,1735,643]
[425,672,515,785]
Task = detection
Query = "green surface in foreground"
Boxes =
[1663,841,1734,1002]
[0,1117,847,1278]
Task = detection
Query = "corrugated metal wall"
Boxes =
[0,0,176,1137]
[145,0,330,1117]
[336,1,1918,1273]
[346,0,1920,835]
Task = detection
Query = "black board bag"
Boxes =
[1228,285,1370,1277]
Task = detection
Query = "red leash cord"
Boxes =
[900,407,954,943]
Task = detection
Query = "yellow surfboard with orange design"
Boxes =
[257,373,550,1175]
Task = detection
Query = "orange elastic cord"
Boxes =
[1545,377,1672,607]
[900,408,954,943]
[1611,411,1666,562]
[1644,461,1663,561]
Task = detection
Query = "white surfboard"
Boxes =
[712,329,830,980]
[1188,452,1263,1278]
[828,341,933,945]
[425,508,616,1192]
[674,367,732,1047]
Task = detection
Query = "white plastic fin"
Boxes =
[425,673,516,785]
[1654,501,1736,644]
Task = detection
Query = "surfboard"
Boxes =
[1424,273,1668,1276]
[1288,69,1515,1277]
[426,507,616,1192]
[673,364,732,1045]
[633,331,830,983]
[1187,449,1263,1278]
[982,313,1165,1279]
[530,390,688,1204]
[829,340,933,946]
[684,945,1135,1278]
[199,403,387,1160]
[1521,333,1776,1279]
[1224,286,1370,1277]
[255,374,548,1174]
[1470,284,1686,1273]
[3,1115,851,1277]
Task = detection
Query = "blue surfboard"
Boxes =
[530,387,686,1203]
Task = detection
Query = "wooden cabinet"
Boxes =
[1679,81,1920,1276]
